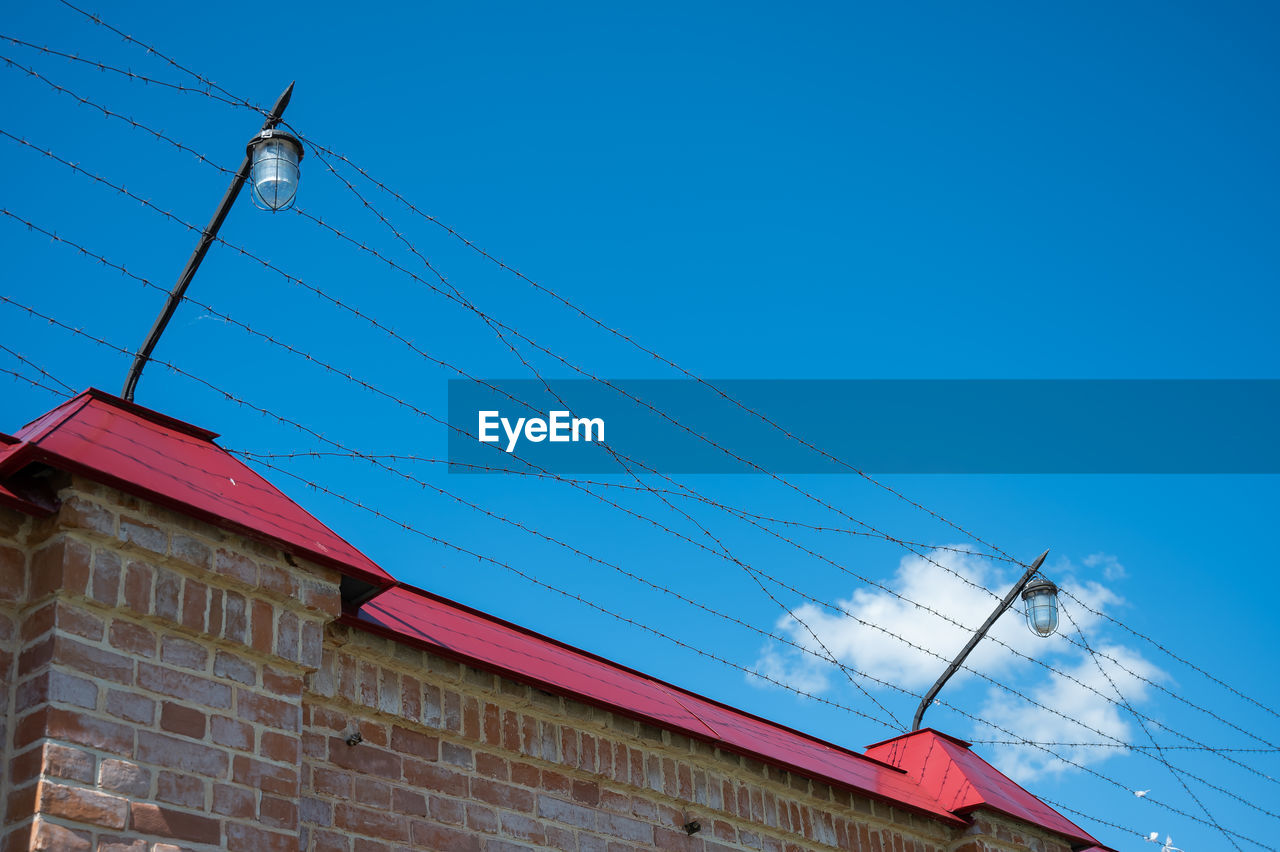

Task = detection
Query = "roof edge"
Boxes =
[865,728,973,751]
[19,389,220,443]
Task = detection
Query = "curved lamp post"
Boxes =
[121,82,301,402]
[910,549,1058,731]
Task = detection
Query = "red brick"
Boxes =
[154,566,181,621]
[214,548,258,587]
[59,497,115,536]
[137,731,227,778]
[40,742,95,783]
[0,545,26,603]
[121,561,153,615]
[262,664,302,695]
[90,548,122,605]
[237,690,299,730]
[160,635,207,670]
[259,794,297,829]
[390,726,439,761]
[471,778,534,812]
[118,517,167,555]
[232,755,297,795]
[45,707,133,755]
[466,802,498,833]
[137,663,232,708]
[157,770,204,808]
[39,781,128,829]
[108,619,155,657]
[171,534,211,570]
[208,587,224,636]
[20,602,54,642]
[250,599,274,654]
[6,780,37,823]
[30,818,91,851]
[501,811,548,845]
[58,636,133,684]
[181,578,207,631]
[354,776,391,808]
[212,783,255,819]
[392,788,427,817]
[129,802,219,844]
[259,563,299,600]
[404,760,466,796]
[105,689,155,724]
[334,803,409,842]
[411,821,481,851]
[56,601,106,641]
[328,737,401,780]
[475,752,509,780]
[159,702,206,738]
[98,759,150,797]
[260,731,299,763]
[31,538,91,598]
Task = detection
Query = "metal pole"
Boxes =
[910,549,1049,731]
[120,82,296,402]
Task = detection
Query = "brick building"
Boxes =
[0,389,1112,852]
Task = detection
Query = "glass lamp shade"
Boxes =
[1021,577,1059,637]
[248,131,304,211]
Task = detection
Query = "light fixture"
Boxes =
[247,128,304,211]
[1021,576,1059,637]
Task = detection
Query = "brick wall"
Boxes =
[0,476,1074,852]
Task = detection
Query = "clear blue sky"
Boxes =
[3,3,1278,850]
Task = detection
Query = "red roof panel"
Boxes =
[355,583,965,825]
[1,389,391,589]
[865,729,1105,848]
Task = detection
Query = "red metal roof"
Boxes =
[0,389,392,590]
[355,582,966,825]
[865,729,1107,848]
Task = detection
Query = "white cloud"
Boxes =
[1085,552,1128,581]
[750,547,1159,782]
[978,643,1164,782]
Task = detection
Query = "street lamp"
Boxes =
[1021,576,1059,637]
[910,549,1059,731]
[248,129,304,211]
[120,82,301,402]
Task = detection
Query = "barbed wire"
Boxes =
[1060,598,1262,843]
[0,366,73,399]
[1059,584,1280,723]
[2,291,1273,849]
[0,344,76,394]
[228,450,1010,561]
[1,53,237,176]
[55,1,266,116]
[974,740,1280,754]
[7,202,1276,786]
[0,33,251,109]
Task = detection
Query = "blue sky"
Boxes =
[2,3,1278,850]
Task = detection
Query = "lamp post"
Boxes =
[120,82,304,402]
[910,549,1058,731]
